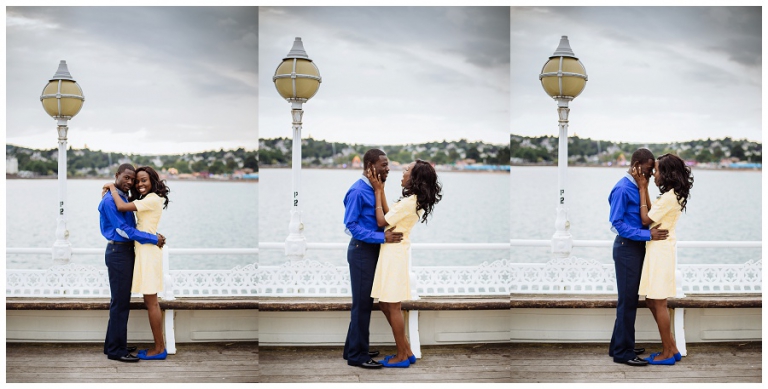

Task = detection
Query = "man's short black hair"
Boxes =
[116,163,135,175]
[363,149,386,169]
[630,148,655,166]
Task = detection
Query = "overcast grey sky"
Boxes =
[511,6,762,144]
[259,7,510,146]
[6,7,258,154]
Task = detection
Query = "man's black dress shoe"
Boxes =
[108,353,140,363]
[127,346,137,353]
[350,359,383,369]
[618,357,649,366]
[369,350,380,358]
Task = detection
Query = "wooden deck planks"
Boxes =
[261,342,761,383]
[6,342,258,383]
[7,341,760,383]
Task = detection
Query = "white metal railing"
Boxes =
[258,242,510,297]
[7,240,762,298]
[6,247,258,298]
[257,240,761,296]
[509,239,761,294]
[510,239,762,248]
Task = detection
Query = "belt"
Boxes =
[107,240,133,245]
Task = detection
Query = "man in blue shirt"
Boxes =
[98,163,166,362]
[608,148,668,366]
[342,149,403,369]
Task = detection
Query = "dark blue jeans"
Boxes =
[343,238,380,365]
[609,235,646,362]
[104,243,135,359]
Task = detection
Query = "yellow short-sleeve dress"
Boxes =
[638,190,682,299]
[131,193,165,294]
[371,195,423,303]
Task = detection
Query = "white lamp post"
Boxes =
[40,60,85,265]
[273,37,322,260]
[539,36,587,258]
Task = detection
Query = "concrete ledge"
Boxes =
[6,297,259,310]
[510,294,762,309]
[259,297,509,311]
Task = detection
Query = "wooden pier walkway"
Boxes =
[6,342,258,383]
[6,341,760,383]
[260,341,761,383]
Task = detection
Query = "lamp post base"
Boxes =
[52,240,72,266]
[551,234,573,258]
[285,234,307,261]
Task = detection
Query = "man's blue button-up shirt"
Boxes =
[98,188,158,245]
[608,173,651,241]
[343,176,385,244]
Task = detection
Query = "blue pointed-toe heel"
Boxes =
[138,349,167,360]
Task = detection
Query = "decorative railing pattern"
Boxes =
[6,264,111,297]
[6,262,260,298]
[509,258,762,294]
[680,260,762,293]
[257,259,510,297]
[6,242,761,297]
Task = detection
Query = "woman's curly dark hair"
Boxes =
[656,154,693,212]
[130,166,171,209]
[402,160,442,223]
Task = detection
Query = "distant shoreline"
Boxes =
[261,166,509,173]
[5,174,259,182]
[509,163,761,171]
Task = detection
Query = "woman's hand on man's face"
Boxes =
[368,166,384,191]
[631,165,648,188]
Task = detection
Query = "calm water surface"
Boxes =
[259,168,510,266]
[511,166,762,264]
[6,179,258,269]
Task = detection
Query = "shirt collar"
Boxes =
[115,187,128,198]
[624,172,638,188]
[360,174,372,188]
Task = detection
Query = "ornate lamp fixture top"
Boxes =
[273,37,322,103]
[40,60,85,119]
[539,36,588,100]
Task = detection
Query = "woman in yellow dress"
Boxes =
[369,160,442,368]
[105,166,170,360]
[632,154,693,366]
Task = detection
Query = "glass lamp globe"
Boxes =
[539,36,587,100]
[273,37,321,102]
[40,60,85,119]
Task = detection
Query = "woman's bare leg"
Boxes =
[380,301,393,327]
[646,298,678,361]
[143,294,165,355]
[382,301,412,363]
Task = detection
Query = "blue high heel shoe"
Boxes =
[648,351,682,362]
[138,349,167,360]
[384,354,417,364]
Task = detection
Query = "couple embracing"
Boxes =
[609,149,694,367]
[98,164,171,362]
[342,149,442,369]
